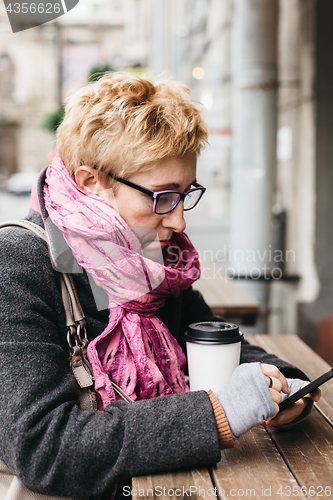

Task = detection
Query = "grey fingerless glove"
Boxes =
[216,362,276,439]
[282,378,306,402]
[279,378,313,428]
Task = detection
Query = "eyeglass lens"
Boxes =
[155,188,204,215]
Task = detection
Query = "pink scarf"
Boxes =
[44,155,200,409]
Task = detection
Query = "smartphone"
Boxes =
[278,368,333,412]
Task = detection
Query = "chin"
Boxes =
[142,247,164,264]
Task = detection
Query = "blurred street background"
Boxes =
[0,0,333,361]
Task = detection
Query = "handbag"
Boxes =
[0,220,133,500]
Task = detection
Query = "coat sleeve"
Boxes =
[240,339,310,381]
[0,228,221,498]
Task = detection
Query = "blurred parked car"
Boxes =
[3,171,39,196]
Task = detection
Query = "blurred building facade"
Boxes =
[0,0,148,177]
[0,0,333,358]
[148,0,333,356]
[135,0,333,357]
[0,5,59,178]
[147,0,233,278]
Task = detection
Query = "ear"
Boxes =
[74,166,104,194]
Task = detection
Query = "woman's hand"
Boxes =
[261,375,321,427]
[260,363,291,417]
[216,362,319,439]
[216,362,280,439]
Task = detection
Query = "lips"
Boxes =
[143,240,168,249]
[142,237,170,247]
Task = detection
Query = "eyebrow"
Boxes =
[151,179,197,191]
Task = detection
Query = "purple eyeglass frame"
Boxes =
[108,173,206,215]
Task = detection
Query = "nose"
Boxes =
[162,200,186,233]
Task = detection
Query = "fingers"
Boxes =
[263,398,308,427]
[265,375,283,393]
[259,368,323,428]
[265,401,306,427]
[301,383,322,402]
[265,375,273,388]
[269,389,282,418]
[261,363,290,394]
[310,387,321,402]
[263,386,321,428]
[260,364,290,420]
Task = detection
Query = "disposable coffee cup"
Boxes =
[183,322,244,393]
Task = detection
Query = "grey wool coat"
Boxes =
[0,168,309,499]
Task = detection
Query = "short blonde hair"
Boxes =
[56,72,208,186]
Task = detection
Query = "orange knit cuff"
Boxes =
[207,389,234,449]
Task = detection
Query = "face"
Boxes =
[98,154,197,259]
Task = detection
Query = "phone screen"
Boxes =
[278,368,333,412]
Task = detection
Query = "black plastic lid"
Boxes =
[183,321,244,345]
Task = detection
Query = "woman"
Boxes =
[0,73,320,499]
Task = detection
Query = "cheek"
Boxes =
[115,193,160,230]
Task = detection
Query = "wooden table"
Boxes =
[133,335,333,499]
[192,261,260,325]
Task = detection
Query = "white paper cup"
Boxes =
[183,322,244,393]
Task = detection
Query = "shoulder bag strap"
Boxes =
[0,220,84,329]
[0,220,134,405]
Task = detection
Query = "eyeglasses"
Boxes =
[109,174,206,215]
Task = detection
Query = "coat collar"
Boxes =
[31,166,83,274]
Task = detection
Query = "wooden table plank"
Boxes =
[246,335,333,496]
[248,334,333,425]
[212,425,299,499]
[132,468,214,499]
[133,335,333,499]
[249,334,331,379]
[265,408,333,496]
